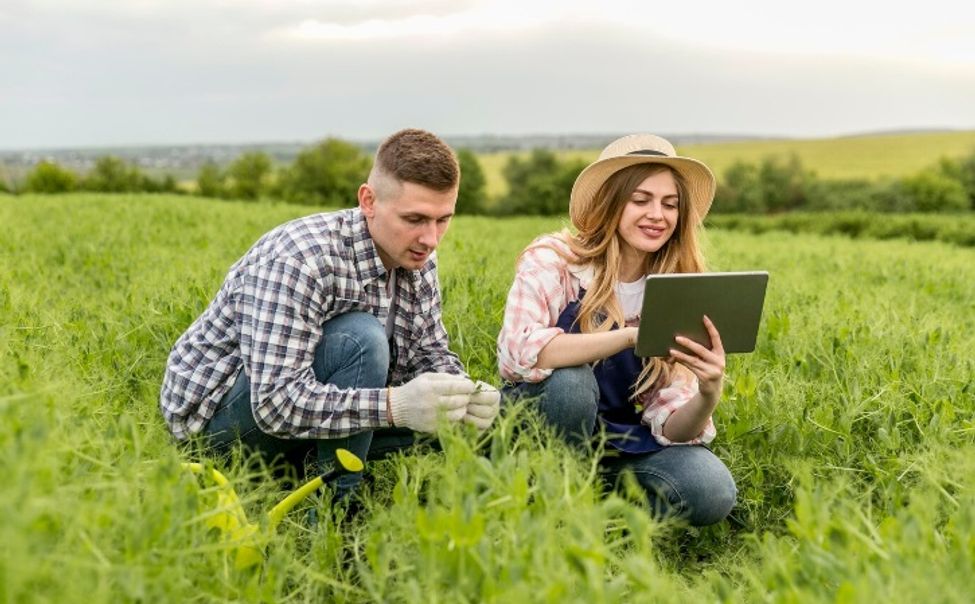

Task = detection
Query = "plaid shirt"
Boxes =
[160,208,465,441]
[496,235,715,445]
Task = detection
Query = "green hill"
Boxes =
[479,130,975,200]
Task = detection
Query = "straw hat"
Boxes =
[569,134,716,227]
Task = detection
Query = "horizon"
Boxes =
[3,126,973,155]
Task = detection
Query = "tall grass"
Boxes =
[2,194,973,601]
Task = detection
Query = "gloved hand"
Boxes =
[388,373,475,433]
[464,380,501,430]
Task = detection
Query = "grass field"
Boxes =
[2,193,974,602]
[477,130,975,200]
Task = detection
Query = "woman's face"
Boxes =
[616,169,680,259]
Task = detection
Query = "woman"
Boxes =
[497,134,736,526]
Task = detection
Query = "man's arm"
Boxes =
[405,259,466,377]
[235,255,391,438]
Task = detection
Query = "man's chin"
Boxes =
[401,251,430,268]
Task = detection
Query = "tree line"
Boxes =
[7,138,975,215]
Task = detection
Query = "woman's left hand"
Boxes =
[669,315,726,400]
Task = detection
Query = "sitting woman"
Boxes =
[497,134,736,526]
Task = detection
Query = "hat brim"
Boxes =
[569,155,716,227]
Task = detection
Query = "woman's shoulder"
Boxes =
[521,233,576,265]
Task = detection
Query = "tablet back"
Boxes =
[635,271,769,357]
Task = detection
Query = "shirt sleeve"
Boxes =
[234,255,389,439]
[640,377,717,446]
[497,245,572,383]
[407,261,467,378]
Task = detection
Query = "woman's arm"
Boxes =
[661,315,725,442]
[536,327,638,369]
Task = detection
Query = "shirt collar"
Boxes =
[345,208,388,285]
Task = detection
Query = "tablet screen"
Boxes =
[635,271,769,357]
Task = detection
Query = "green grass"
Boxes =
[478,130,975,200]
[2,193,975,602]
[707,211,975,247]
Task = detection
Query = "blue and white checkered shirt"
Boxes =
[160,208,465,440]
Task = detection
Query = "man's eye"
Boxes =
[405,217,424,224]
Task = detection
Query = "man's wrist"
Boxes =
[386,386,394,426]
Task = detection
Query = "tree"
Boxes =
[495,149,582,215]
[84,156,144,192]
[900,169,968,212]
[455,149,487,214]
[758,154,811,213]
[278,138,370,207]
[227,152,272,200]
[936,151,975,210]
[25,161,78,193]
[715,161,764,213]
[196,163,225,198]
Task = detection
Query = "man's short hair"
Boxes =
[372,129,459,193]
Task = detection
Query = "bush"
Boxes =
[84,156,145,193]
[196,163,225,199]
[715,154,811,214]
[25,161,78,193]
[227,152,272,201]
[494,150,585,215]
[899,168,968,212]
[934,151,975,210]
[716,161,764,213]
[455,149,487,215]
[277,138,370,207]
[759,154,811,212]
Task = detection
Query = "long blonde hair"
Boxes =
[537,163,707,398]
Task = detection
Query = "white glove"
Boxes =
[389,373,474,433]
[464,380,501,431]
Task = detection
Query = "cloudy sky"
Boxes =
[2,0,974,149]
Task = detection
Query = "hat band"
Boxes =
[627,149,668,157]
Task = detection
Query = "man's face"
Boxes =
[359,180,458,270]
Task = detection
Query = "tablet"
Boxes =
[635,271,769,358]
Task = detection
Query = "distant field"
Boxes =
[477,130,975,200]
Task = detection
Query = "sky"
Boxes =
[2,0,974,149]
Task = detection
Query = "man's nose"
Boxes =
[418,222,438,247]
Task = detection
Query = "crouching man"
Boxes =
[160,128,500,494]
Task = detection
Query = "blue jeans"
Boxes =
[504,365,737,526]
[202,312,414,494]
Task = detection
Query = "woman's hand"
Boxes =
[669,315,726,400]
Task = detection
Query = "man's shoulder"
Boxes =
[253,208,358,267]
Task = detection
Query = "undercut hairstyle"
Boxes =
[368,128,459,200]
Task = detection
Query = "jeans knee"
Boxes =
[673,451,737,526]
[537,365,599,445]
[316,312,390,386]
[626,446,736,526]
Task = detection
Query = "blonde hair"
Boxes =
[535,163,707,398]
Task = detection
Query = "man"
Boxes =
[160,128,500,492]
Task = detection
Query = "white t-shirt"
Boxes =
[615,276,646,321]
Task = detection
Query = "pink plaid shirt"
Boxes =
[497,235,715,445]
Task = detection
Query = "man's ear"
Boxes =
[358,183,376,217]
